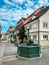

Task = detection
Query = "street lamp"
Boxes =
[27,26,29,40]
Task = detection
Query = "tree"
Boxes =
[18,26,25,43]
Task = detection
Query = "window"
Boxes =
[43,35,48,40]
[43,22,48,28]
[33,23,37,29]
[33,35,37,40]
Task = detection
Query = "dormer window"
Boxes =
[32,16,36,20]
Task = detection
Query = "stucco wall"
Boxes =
[40,10,49,31]
[25,20,38,33]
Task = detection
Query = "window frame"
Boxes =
[43,35,48,40]
[43,22,48,28]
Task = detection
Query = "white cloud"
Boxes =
[38,0,49,6]
[23,8,34,17]
[0,20,8,26]
[0,5,34,23]
[4,0,26,5]
[4,0,14,5]
[13,0,25,3]
[25,0,34,7]
[35,5,39,9]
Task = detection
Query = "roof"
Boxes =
[23,16,32,25]
[24,6,49,25]
[17,17,26,24]
[34,6,49,18]
[23,7,43,25]
[16,6,49,28]
[16,7,44,26]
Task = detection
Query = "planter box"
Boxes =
[17,44,41,58]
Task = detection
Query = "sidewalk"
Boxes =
[0,42,6,57]
[0,41,17,65]
[0,41,6,65]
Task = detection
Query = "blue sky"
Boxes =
[0,0,49,33]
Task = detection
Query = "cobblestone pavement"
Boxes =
[3,41,17,56]
[2,48,49,65]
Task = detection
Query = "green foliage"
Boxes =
[28,39,34,44]
[10,34,16,43]
[18,26,25,43]
[24,39,34,45]
[13,34,16,40]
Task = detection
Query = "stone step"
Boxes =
[0,55,17,62]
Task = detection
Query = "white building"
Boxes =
[24,6,49,48]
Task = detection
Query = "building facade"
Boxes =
[7,26,15,41]
[24,6,49,47]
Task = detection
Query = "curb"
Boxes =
[0,55,17,62]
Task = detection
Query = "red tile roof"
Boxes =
[17,17,26,24]
[16,6,46,26]
[23,16,32,25]
[34,8,43,15]
[23,7,44,25]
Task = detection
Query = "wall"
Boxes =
[40,10,49,31]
